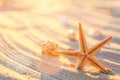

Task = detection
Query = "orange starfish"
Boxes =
[52,23,112,73]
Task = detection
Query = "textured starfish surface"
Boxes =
[52,23,112,73]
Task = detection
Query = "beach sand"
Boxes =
[0,0,120,80]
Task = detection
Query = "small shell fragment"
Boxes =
[66,29,76,41]
[41,41,58,56]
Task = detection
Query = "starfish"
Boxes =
[52,23,112,73]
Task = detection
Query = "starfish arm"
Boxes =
[88,57,108,73]
[75,58,82,69]
[52,50,82,58]
[78,56,88,69]
[88,36,112,56]
[78,23,88,54]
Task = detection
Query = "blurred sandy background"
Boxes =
[0,0,120,80]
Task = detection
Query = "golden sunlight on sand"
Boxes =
[0,0,120,80]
